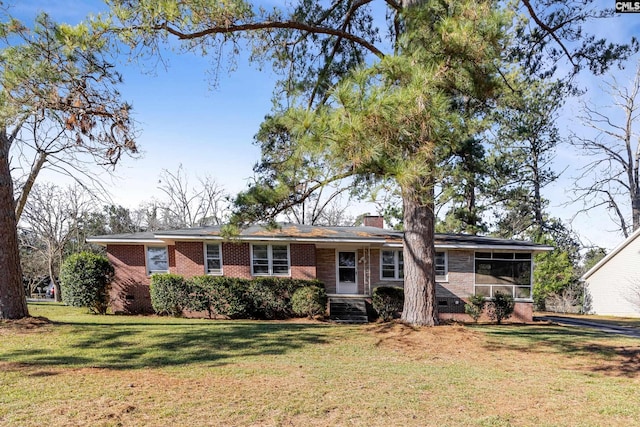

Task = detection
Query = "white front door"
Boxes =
[337,251,358,294]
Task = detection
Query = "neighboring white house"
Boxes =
[581,227,640,318]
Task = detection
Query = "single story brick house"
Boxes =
[87,216,553,322]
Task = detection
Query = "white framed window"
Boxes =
[474,252,532,300]
[381,250,447,281]
[435,251,448,281]
[381,250,404,280]
[251,244,290,276]
[146,246,169,275]
[204,243,223,275]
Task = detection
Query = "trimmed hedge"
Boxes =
[150,274,325,319]
[292,286,327,318]
[150,274,190,317]
[372,286,404,322]
[188,276,249,319]
[60,252,114,315]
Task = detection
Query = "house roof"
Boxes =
[581,227,640,281]
[87,223,553,252]
[85,231,162,244]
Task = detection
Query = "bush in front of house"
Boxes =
[487,291,515,324]
[291,286,327,318]
[60,252,114,315]
[464,294,486,323]
[174,276,325,320]
[150,274,190,317]
[189,276,250,318]
[244,277,324,319]
[372,286,404,322]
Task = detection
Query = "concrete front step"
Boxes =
[329,298,368,323]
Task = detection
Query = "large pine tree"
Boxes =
[109,0,636,326]
[0,15,136,319]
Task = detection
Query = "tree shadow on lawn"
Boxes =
[479,325,640,378]
[0,321,333,371]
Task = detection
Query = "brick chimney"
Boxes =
[363,215,384,229]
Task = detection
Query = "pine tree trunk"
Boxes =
[400,181,438,326]
[0,131,29,319]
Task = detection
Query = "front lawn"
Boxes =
[1,303,639,426]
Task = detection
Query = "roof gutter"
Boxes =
[85,238,164,246]
[153,234,386,244]
[383,242,554,252]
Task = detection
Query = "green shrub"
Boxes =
[291,286,327,318]
[60,252,114,315]
[245,279,290,319]
[488,291,515,324]
[188,276,250,318]
[152,275,324,320]
[372,286,404,322]
[245,278,324,319]
[150,274,190,316]
[464,294,486,323]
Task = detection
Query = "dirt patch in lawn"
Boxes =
[366,321,485,360]
[365,321,640,378]
[0,316,52,333]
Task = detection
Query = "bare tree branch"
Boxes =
[571,62,640,236]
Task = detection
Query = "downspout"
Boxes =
[367,246,372,296]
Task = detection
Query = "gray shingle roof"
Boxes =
[87,222,552,251]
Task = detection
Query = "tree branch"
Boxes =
[154,19,385,59]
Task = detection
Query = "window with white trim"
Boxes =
[435,251,448,280]
[381,250,447,280]
[146,246,168,275]
[205,243,222,275]
[474,252,532,299]
[381,250,403,280]
[251,244,290,276]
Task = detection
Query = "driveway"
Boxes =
[535,315,640,338]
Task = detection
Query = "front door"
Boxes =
[337,251,358,294]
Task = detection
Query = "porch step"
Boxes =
[329,298,368,324]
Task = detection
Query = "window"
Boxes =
[381,250,403,280]
[205,243,222,275]
[251,244,290,276]
[146,246,168,275]
[381,250,447,281]
[435,252,447,280]
[475,252,532,299]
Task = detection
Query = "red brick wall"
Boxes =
[168,246,176,273]
[316,248,369,294]
[175,241,204,278]
[363,216,384,228]
[222,242,252,278]
[439,302,533,323]
[171,242,317,279]
[290,243,316,279]
[316,248,336,293]
[107,244,152,314]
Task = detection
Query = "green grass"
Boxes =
[1,303,640,426]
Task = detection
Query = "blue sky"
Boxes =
[10,0,640,251]
[12,0,275,201]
